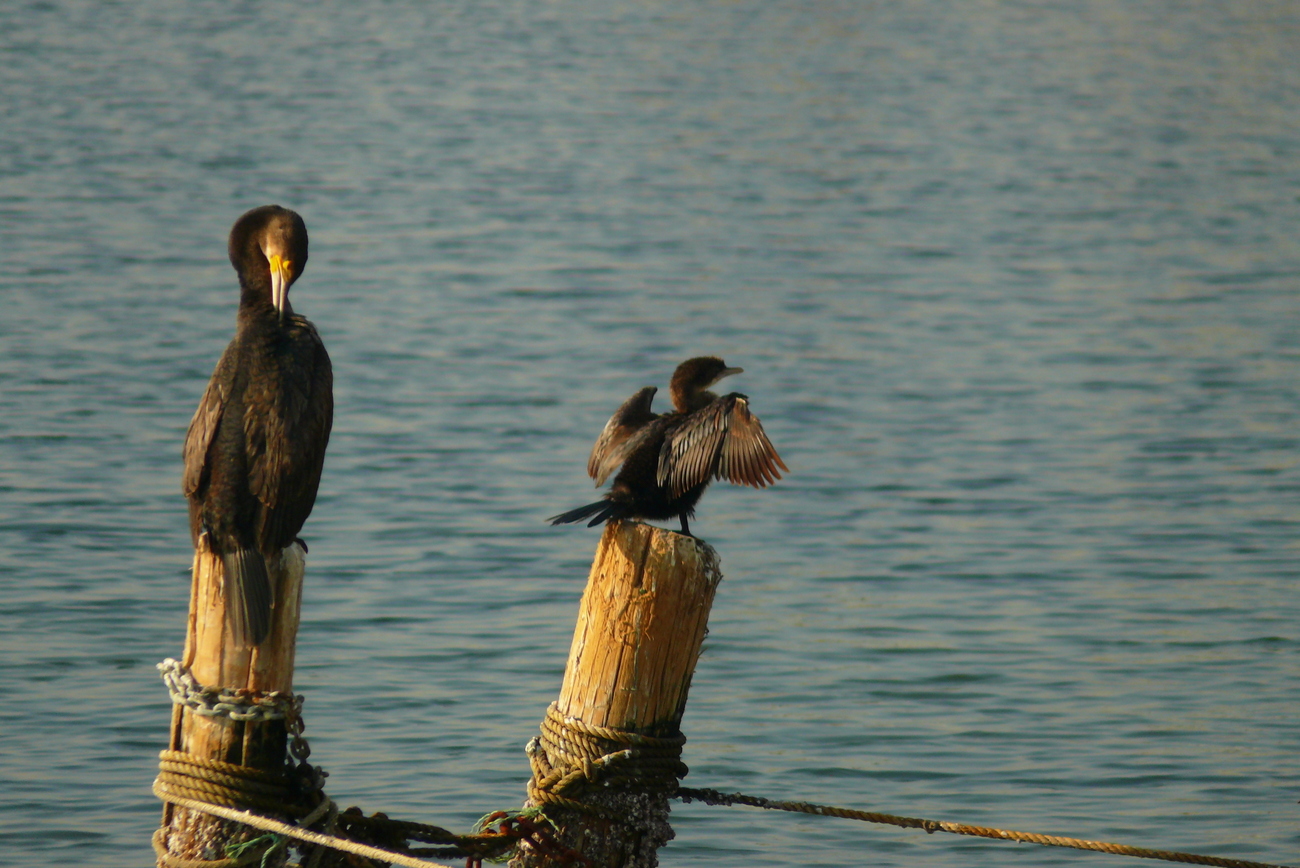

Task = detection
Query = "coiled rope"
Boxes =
[155,660,518,868]
[153,750,521,868]
[526,702,688,820]
[155,750,302,817]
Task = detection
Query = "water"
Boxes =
[1,1,1298,865]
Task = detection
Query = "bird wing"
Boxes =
[588,386,658,487]
[182,344,236,498]
[247,321,334,550]
[657,394,788,498]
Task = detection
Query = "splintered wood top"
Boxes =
[557,521,722,735]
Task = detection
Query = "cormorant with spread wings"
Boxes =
[549,357,787,537]
[183,205,333,645]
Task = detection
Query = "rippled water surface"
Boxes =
[2,2,1299,866]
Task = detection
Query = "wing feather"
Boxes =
[182,345,236,497]
[657,400,729,497]
[717,396,788,488]
[659,394,787,497]
[587,386,658,487]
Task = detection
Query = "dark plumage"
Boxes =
[549,357,787,537]
[183,205,333,645]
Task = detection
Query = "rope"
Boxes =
[153,749,312,867]
[156,662,527,867]
[676,787,1294,868]
[155,750,517,866]
[154,783,461,868]
[156,750,303,816]
[526,702,689,819]
[158,664,1285,868]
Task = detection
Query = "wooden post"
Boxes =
[513,521,723,868]
[157,542,306,865]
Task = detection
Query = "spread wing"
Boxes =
[247,321,334,550]
[657,394,788,498]
[182,343,237,498]
[587,386,658,487]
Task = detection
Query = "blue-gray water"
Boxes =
[1,2,1298,866]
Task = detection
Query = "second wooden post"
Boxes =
[514,520,723,868]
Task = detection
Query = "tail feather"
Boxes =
[549,500,620,527]
[222,548,272,646]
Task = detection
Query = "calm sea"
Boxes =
[1,2,1298,865]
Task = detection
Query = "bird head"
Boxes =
[229,205,309,323]
[669,356,743,412]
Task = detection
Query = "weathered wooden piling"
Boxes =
[514,520,722,868]
[156,543,306,866]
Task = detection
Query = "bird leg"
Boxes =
[678,514,693,537]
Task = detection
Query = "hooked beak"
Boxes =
[715,366,744,385]
[268,254,292,323]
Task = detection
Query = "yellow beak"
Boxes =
[268,254,292,321]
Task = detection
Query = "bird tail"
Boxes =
[222,548,272,646]
[548,500,622,528]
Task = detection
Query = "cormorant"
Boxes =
[182,205,333,645]
[549,357,787,536]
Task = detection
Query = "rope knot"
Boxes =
[524,702,689,821]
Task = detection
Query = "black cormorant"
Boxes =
[183,205,333,645]
[549,357,787,536]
